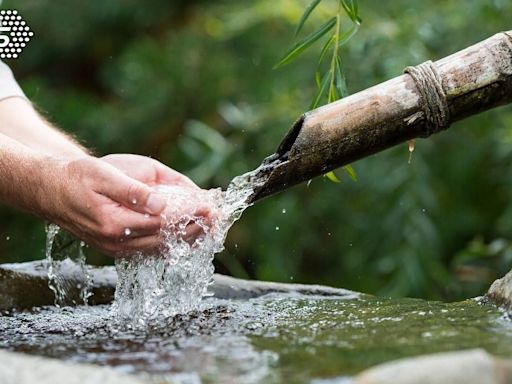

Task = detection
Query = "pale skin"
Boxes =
[0,97,209,256]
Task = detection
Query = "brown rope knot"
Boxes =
[404,60,450,136]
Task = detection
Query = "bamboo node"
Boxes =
[404,60,450,136]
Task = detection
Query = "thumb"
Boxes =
[97,170,167,215]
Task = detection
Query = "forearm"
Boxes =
[0,97,88,159]
[0,132,57,218]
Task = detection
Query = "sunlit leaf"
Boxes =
[274,17,336,69]
[325,170,341,183]
[295,0,323,37]
[343,164,357,181]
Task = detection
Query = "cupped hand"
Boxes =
[101,154,197,188]
[101,154,211,244]
[39,155,171,256]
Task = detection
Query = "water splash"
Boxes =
[113,158,279,325]
[45,224,93,307]
[43,157,279,322]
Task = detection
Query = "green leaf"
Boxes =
[315,70,322,88]
[337,23,360,48]
[328,81,338,103]
[325,171,341,183]
[310,70,331,109]
[335,56,349,98]
[340,0,359,22]
[274,17,336,69]
[318,35,334,64]
[295,0,323,37]
[343,164,357,181]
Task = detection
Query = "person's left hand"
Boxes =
[101,154,211,244]
[101,154,198,189]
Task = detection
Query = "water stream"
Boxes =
[45,157,279,324]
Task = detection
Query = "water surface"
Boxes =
[1,294,511,383]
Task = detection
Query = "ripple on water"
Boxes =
[1,295,512,383]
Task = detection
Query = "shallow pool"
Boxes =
[1,294,510,383]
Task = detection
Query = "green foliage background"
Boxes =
[0,0,511,301]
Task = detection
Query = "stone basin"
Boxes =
[1,261,512,384]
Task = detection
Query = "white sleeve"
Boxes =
[0,60,26,101]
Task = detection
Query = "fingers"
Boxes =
[100,153,199,189]
[182,222,205,244]
[153,161,199,189]
[112,207,162,238]
[95,165,168,216]
[110,222,206,258]
[109,235,162,258]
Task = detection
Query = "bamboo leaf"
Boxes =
[274,17,336,69]
[295,0,323,37]
[343,164,357,181]
[325,171,341,183]
[335,56,349,98]
[310,71,331,109]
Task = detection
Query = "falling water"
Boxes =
[45,224,93,307]
[113,157,279,325]
[45,156,280,325]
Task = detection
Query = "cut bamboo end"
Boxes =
[250,31,512,203]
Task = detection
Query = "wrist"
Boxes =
[30,154,70,222]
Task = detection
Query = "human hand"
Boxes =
[100,154,197,188]
[101,154,211,244]
[38,155,171,256]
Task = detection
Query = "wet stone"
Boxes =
[0,260,116,310]
[486,267,512,312]
[0,261,357,311]
[353,349,512,384]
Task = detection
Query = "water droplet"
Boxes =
[5,236,10,241]
[234,243,238,248]
[79,241,85,247]
[124,228,132,236]
[349,243,353,247]
[290,276,294,281]
[144,213,150,218]
[131,198,137,205]
[408,139,415,164]
[281,208,287,214]
[275,226,280,231]
[327,232,331,236]
[422,208,426,213]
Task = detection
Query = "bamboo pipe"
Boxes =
[248,31,512,203]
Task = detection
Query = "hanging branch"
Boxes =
[274,0,361,182]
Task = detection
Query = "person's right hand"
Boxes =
[37,156,176,256]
